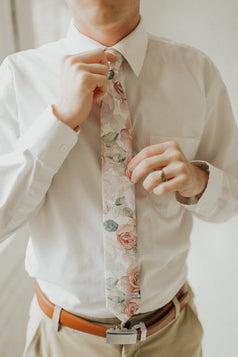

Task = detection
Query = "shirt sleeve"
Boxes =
[0,57,79,241]
[176,56,238,223]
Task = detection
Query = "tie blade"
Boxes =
[100,51,141,320]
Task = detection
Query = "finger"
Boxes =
[153,176,184,196]
[128,143,168,172]
[143,167,174,191]
[104,51,119,63]
[83,63,109,76]
[130,154,168,183]
[88,73,109,99]
[69,48,109,66]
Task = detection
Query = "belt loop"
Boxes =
[52,305,62,332]
[172,296,180,319]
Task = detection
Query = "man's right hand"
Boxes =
[53,48,118,130]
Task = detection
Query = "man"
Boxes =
[0,1,238,356]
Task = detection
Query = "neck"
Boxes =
[70,2,140,46]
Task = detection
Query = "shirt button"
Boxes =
[59,144,68,153]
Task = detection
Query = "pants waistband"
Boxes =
[35,281,190,344]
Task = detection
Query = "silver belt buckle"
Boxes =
[106,322,147,344]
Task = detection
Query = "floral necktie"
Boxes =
[100,50,141,322]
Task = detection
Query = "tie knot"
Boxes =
[107,48,123,73]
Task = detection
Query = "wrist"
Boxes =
[51,104,80,132]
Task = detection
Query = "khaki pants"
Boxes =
[23,283,203,357]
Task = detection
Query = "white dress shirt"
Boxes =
[1,19,238,318]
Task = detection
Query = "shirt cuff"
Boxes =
[176,161,224,218]
[16,106,79,172]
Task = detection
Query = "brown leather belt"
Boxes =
[35,282,190,344]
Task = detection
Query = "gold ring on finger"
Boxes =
[159,168,167,182]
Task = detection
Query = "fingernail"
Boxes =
[126,167,132,180]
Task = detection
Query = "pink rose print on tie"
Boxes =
[124,298,141,317]
[114,81,126,100]
[120,266,140,294]
[116,219,137,250]
[120,129,133,152]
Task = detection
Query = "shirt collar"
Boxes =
[66,17,148,77]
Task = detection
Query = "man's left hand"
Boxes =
[127,141,209,198]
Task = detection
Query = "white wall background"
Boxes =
[141,0,238,119]
[0,1,238,356]
[0,0,34,63]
